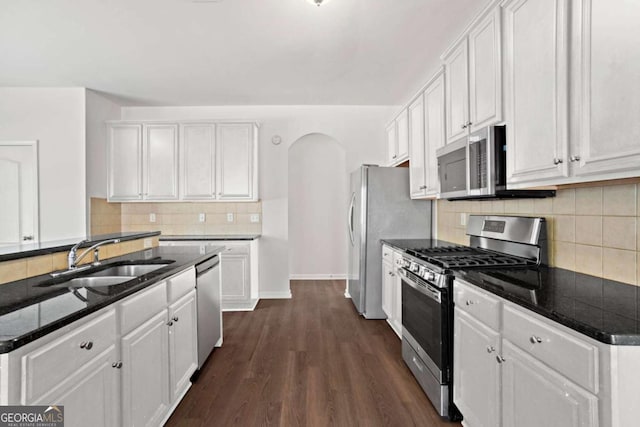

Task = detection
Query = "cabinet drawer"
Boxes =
[454,280,501,330]
[22,309,117,403]
[502,304,599,394]
[119,282,167,335]
[167,267,195,303]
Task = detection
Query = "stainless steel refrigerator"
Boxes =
[347,165,432,318]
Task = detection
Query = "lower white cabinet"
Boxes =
[168,291,198,402]
[381,245,402,338]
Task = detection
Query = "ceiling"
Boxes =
[0,0,483,106]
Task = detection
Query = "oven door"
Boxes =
[400,268,447,381]
[436,137,468,199]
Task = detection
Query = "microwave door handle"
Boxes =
[465,140,471,195]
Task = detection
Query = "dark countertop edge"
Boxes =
[0,245,223,353]
[452,270,639,346]
[0,232,162,262]
[159,235,261,241]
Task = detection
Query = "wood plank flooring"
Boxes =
[166,280,462,427]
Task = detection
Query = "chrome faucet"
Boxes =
[68,238,121,270]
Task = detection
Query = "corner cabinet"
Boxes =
[108,121,259,202]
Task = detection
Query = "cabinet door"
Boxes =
[144,124,179,200]
[108,124,143,201]
[444,39,470,143]
[217,123,254,200]
[572,0,640,178]
[168,290,198,403]
[504,0,570,186]
[392,263,402,334]
[469,7,502,132]
[386,122,397,164]
[396,109,410,161]
[221,253,250,303]
[453,308,501,427]
[424,71,446,196]
[121,310,170,427]
[381,261,394,319]
[408,95,427,198]
[31,346,120,427]
[501,340,598,427]
[181,123,216,200]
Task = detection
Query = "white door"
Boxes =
[469,8,502,132]
[408,95,426,198]
[504,0,570,186]
[121,310,170,427]
[144,124,179,200]
[453,308,501,427]
[444,39,470,143]
[181,123,216,199]
[396,109,410,161]
[572,0,640,178]
[501,340,598,427]
[221,253,250,303]
[217,124,253,200]
[424,71,446,196]
[168,291,198,403]
[0,142,39,244]
[108,125,143,201]
[386,122,397,164]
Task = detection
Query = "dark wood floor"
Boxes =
[166,280,461,427]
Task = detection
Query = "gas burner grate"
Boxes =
[407,246,536,269]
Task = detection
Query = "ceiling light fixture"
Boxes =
[307,0,332,7]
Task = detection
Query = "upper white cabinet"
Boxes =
[409,70,446,199]
[387,110,410,165]
[504,0,570,186]
[443,6,502,144]
[109,121,259,202]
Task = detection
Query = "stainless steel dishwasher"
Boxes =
[194,255,222,373]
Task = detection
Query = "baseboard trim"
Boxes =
[222,298,259,312]
[260,290,292,299]
[289,274,348,280]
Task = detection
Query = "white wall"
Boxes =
[119,105,395,297]
[288,133,347,279]
[0,88,87,241]
[86,90,121,201]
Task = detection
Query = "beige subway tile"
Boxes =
[554,215,576,243]
[603,184,637,216]
[236,213,254,224]
[553,189,576,215]
[248,202,262,213]
[575,186,603,216]
[247,224,262,234]
[553,242,575,270]
[26,255,53,277]
[575,244,603,276]
[603,248,637,285]
[517,199,535,214]
[492,200,505,214]
[575,216,602,246]
[470,202,485,213]
[0,259,27,284]
[545,217,555,242]
[52,252,68,270]
[637,183,640,217]
[534,198,553,215]
[504,200,519,214]
[602,216,636,250]
[235,203,250,213]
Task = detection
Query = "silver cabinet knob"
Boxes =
[112,361,123,369]
[553,158,563,165]
[487,346,496,353]
[79,341,93,350]
[467,121,473,127]
[419,185,427,190]
[461,123,467,129]
[570,155,581,162]
[172,316,179,322]
[392,155,397,159]
[465,300,474,306]
[529,336,542,344]
[496,355,506,364]
[167,321,174,326]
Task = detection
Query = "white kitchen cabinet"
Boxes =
[144,124,179,200]
[121,309,171,427]
[408,95,426,198]
[216,123,257,200]
[501,339,598,427]
[387,110,409,165]
[503,0,570,186]
[108,124,143,201]
[381,245,401,338]
[168,290,198,403]
[181,123,216,200]
[381,259,394,321]
[444,40,469,144]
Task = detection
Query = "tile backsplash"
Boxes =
[437,182,640,286]
[90,197,122,235]
[90,199,262,236]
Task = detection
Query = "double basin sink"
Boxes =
[42,263,169,289]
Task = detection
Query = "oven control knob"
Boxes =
[426,272,435,282]
[411,264,419,273]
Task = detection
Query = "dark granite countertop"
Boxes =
[0,231,161,262]
[0,245,223,353]
[381,238,459,252]
[454,267,640,346]
[160,234,261,241]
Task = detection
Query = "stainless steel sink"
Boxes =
[88,264,169,277]
[47,276,136,288]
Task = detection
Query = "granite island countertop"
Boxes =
[159,234,261,241]
[0,245,223,353]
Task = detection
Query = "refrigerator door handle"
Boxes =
[348,192,356,246]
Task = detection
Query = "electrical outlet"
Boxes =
[250,214,260,223]
[460,213,467,226]
[227,213,234,223]
[149,213,156,223]
[198,213,206,223]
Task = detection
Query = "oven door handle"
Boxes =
[399,269,442,304]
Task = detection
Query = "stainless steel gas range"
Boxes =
[394,215,547,421]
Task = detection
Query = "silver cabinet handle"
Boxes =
[392,155,397,159]
[496,355,506,364]
[570,155,581,162]
[419,185,427,190]
[465,300,475,306]
[553,158,563,165]
[412,356,424,372]
[172,316,179,322]
[79,341,93,350]
[529,336,542,344]
[461,123,467,129]
[167,321,174,326]
[112,361,123,369]
[467,121,473,127]
[487,346,496,353]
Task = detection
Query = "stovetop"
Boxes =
[406,245,536,270]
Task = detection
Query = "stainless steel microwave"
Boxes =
[436,125,555,200]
